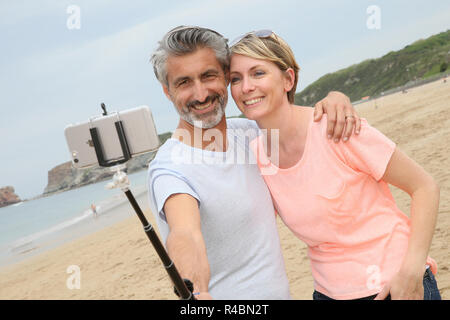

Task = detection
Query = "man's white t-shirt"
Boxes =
[147,118,290,299]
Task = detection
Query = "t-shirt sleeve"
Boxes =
[338,118,396,181]
[148,169,201,222]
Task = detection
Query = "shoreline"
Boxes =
[0,185,149,270]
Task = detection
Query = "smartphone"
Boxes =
[65,105,160,168]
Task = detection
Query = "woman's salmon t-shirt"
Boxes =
[250,114,437,300]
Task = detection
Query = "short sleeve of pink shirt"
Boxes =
[330,118,395,181]
[250,114,437,299]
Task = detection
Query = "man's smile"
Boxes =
[188,96,218,114]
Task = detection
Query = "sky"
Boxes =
[1,0,449,199]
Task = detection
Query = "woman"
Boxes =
[229,30,441,300]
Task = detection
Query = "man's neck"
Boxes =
[172,116,228,152]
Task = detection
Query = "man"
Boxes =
[148,26,360,299]
[91,203,98,219]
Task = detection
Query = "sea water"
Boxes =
[0,169,151,267]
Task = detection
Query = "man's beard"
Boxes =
[179,93,227,129]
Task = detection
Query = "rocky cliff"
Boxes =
[0,186,21,208]
[43,151,157,195]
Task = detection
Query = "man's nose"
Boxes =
[192,81,209,103]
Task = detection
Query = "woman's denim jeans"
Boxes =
[312,268,442,300]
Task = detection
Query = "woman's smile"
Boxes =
[243,97,265,107]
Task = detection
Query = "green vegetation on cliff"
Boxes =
[294,30,450,106]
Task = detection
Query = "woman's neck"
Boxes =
[255,101,304,150]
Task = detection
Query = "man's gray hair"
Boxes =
[151,26,230,86]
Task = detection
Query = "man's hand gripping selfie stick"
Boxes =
[91,104,195,300]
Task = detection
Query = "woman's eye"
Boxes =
[230,76,241,84]
[254,70,265,77]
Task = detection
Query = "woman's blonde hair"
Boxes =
[231,32,300,103]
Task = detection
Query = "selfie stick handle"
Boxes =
[123,188,194,300]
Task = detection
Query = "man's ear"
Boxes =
[284,68,295,92]
[163,84,172,101]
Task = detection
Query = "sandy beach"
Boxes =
[0,78,449,300]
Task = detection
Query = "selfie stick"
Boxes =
[90,104,194,300]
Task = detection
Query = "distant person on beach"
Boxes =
[147,26,362,299]
[91,204,98,219]
[229,30,441,300]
